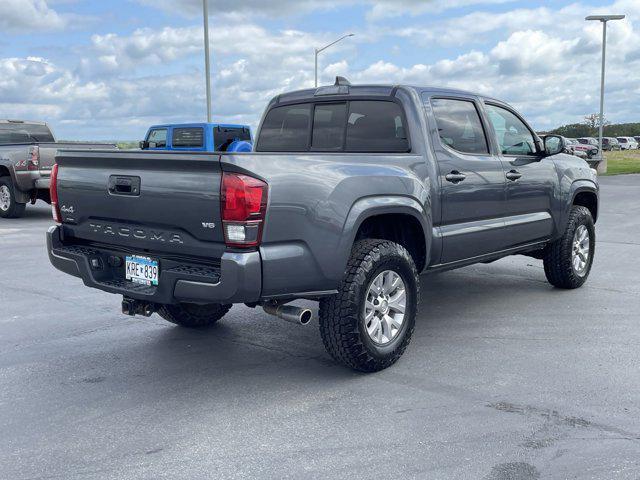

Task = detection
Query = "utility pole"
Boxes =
[203,0,212,122]
[585,14,625,174]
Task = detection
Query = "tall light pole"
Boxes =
[585,14,625,174]
[315,33,355,87]
[203,0,212,122]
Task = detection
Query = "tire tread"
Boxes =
[319,239,419,372]
[543,205,594,289]
[0,177,27,219]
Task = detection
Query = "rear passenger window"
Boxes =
[172,128,204,148]
[312,103,347,150]
[346,101,409,152]
[257,104,312,152]
[431,98,489,155]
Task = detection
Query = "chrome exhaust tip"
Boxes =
[263,304,313,325]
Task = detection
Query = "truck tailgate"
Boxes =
[55,150,226,259]
[38,142,118,171]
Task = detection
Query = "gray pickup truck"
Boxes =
[0,120,116,218]
[47,79,599,372]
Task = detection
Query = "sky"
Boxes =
[1,0,638,140]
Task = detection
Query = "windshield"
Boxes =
[0,123,55,144]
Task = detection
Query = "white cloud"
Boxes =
[86,24,340,74]
[137,0,518,20]
[490,30,579,75]
[137,0,343,17]
[365,0,516,20]
[0,0,69,32]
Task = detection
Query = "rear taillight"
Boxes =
[50,163,62,223]
[221,172,268,248]
[28,146,40,171]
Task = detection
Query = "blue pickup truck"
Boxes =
[140,123,252,152]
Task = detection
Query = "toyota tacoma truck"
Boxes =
[47,78,599,372]
[0,120,117,218]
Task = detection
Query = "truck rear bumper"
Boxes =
[47,226,262,305]
[35,178,50,189]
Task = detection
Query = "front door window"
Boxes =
[485,105,536,156]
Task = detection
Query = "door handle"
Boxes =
[108,175,141,196]
[506,170,522,181]
[445,171,467,184]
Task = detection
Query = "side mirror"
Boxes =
[139,140,149,150]
[543,135,564,156]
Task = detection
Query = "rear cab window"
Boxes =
[256,99,409,153]
[312,103,347,151]
[0,123,55,145]
[172,128,204,148]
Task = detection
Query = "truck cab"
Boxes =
[140,123,252,152]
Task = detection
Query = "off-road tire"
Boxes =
[543,205,595,289]
[0,177,27,219]
[319,239,419,372]
[158,303,232,328]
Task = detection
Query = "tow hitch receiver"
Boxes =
[122,298,156,317]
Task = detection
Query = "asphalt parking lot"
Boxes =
[1,175,639,480]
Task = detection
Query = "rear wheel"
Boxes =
[158,303,232,328]
[543,206,595,289]
[319,239,419,372]
[0,177,26,219]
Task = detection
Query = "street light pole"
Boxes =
[314,33,355,87]
[203,0,212,122]
[585,14,625,174]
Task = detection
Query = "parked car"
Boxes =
[616,137,639,150]
[0,120,117,218]
[562,137,589,159]
[570,138,599,159]
[47,79,599,372]
[577,137,598,146]
[140,123,252,152]
[634,136,640,145]
[602,137,621,151]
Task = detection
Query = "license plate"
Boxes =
[125,255,159,286]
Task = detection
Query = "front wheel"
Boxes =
[543,206,595,289]
[157,303,232,328]
[0,177,26,219]
[319,239,419,372]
